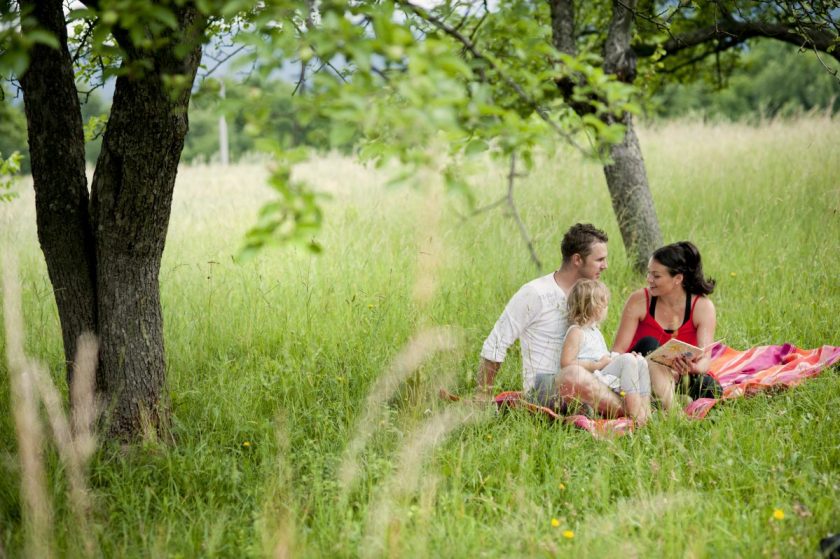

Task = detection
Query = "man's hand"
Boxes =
[475,385,496,404]
[476,358,501,401]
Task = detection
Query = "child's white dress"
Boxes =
[566,324,650,395]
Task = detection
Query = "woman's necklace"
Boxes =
[657,294,687,332]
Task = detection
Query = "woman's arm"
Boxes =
[673,297,717,375]
[687,297,716,374]
[611,289,647,353]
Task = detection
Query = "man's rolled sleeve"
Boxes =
[480,285,541,364]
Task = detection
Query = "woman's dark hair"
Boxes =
[652,241,716,295]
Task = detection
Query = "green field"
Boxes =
[1,116,839,557]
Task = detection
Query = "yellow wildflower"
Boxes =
[772,508,784,520]
[550,518,560,528]
[558,482,566,491]
[563,530,575,539]
[242,441,251,448]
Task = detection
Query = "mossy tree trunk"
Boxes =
[19,0,205,439]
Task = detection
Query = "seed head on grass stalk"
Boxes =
[31,339,99,558]
[362,404,486,558]
[2,251,53,559]
[71,333,99,464]
[337,325,464,494]
[256,415,297,559]
[412,182,443,313]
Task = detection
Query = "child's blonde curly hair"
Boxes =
[567,279,609,327]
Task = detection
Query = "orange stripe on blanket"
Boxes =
[685,344,840,419]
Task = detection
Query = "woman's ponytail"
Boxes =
[652,241,716,295]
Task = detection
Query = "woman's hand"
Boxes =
[672,353,708,378]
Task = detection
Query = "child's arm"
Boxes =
[561,327,611,371]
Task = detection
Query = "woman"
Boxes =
[612,241,721,410]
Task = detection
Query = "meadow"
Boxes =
[1,115,839,558]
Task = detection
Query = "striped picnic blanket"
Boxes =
[493,343,840,437]
[684,343,840,419]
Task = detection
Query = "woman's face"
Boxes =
[647,258,683,296]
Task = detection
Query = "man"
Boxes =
[477,223,623,417]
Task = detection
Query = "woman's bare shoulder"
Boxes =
[693,295,716,315]
[624,288,648,307]
[617,288,647,319]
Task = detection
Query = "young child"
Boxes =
[560,279,652,425]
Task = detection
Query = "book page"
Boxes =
[646,338,703,368]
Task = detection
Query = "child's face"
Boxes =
[595,301,608,323]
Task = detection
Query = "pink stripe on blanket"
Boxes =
[686,344,840,419]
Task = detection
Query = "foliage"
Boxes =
[207,0,641,255]
[238,148,327,260]
[1,117,838,557]
[0,149,20,202]
[649,40,840,120]
[1,0,642,256]
[4,0,837,257]
[0,86,28,173]
[182,76,349,163]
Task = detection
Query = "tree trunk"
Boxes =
[601,115,661,270]
[548,0,663,271]
[19,1,205,439]
[92,7,204,438]
[602,0,662,270]
[90,37,202,435]
[19,0,97,384]
[549,0,575,56]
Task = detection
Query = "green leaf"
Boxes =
[464,139,489,156]
[26,30,60,49]
[146,5,178,29]
[0,49,28,77]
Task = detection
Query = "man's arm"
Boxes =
[477,357,501,398]
[477,283,542,396]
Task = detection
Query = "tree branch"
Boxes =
[459,194,507,220]
[201,43,248,79]
[634,19,840,65]
[396,0,586,153]
[505,153,542,271]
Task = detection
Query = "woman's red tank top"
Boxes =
[629,288,700,347]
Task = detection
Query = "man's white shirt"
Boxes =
[480,273,569,392]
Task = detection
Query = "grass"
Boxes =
[1,115,839,557]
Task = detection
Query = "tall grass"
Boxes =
[1,116,838,557]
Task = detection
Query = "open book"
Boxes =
[646,338,714,368]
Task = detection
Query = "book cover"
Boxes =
[646,338,705,368]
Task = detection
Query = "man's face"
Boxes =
[578,242,608,280]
